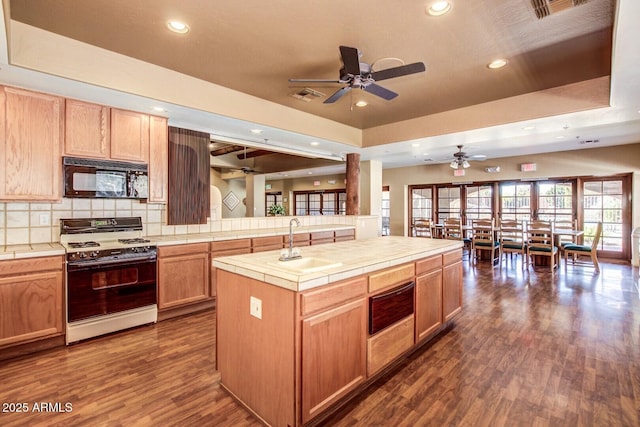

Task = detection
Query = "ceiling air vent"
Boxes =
[289,87,325,103]
[530,0,590,19]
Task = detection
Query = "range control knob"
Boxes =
[90,251,100,258]
[79,252,87,259]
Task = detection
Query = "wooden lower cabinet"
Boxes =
[210,239,251,298]
[300,283,367,423]
[416,268,443,341]
[0,256,64,347]
[443,253,463,322]
[158,243,209,309]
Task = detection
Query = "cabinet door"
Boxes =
[0,271,63,346]
[442,260,463,321]
[416,269,443,342]
[110,108,149,162]
[64,99,110,158]
[148,115,168,202]
[301,298,366,424]
[158,252,209,309]
[0,86,63,200]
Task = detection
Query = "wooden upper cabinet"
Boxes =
[64,99,110,158]
[148,115,168,203]
[0,86,64,201]
[110,108,150,163]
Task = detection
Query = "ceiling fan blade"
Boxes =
[324,86,352,104]
[288,78,343,83]
[370,62,426,81]
[363,83,398,101]
[339,46,361,75]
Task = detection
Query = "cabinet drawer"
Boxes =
[367,315,414,376]
[0,256,63,276]
[252,236,283,248]
[368,263,415,294]
[212,248,251,257]
[252,244,283,253]
[210,239,251,252]
[285,233,310,244]
[311,231,334,241]
[158,242,208,257]
[334,228,355,239]
[415,255,442,275]
[443,249,462,266]
[300,277,367,317]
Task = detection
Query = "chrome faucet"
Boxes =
[280,217,301,261]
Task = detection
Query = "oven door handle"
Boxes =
[67,256,156,271]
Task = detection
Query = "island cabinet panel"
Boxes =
[367,314,414,376]
[310,231,334,245]
[0,86,64,201]
[217,270,295,427]
[285,233,310,247]
[300,276,366,316]
[64,99,110,158]
[0,256,64,347]
[148,115,168,203]
[210,239,251,297]
[415,269,443,342]
[301,298,367,424]
[368,263,415,294]
[334,228,355,242]
[442,250,463,322]
[251,235,284,253]
[110,108,149,163]
[158,243,210,309]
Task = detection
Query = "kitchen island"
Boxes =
[213,236,463,427]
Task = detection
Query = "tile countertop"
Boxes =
[213,236,463,292]
[150,224,356,246]
[0,243,66,260]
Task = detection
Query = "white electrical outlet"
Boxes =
[250,296,262,319]
[39,213,50,226]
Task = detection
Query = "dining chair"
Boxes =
[525,219,559,271]
[471,218,500,265]
[413,219,433,238]
[554,219,578,252]
[443,217,471,258]
[563,221,603,273]
[498,219,526,268]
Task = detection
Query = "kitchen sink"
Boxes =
[267,257,343,274]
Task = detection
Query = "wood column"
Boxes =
[346,153,360,215]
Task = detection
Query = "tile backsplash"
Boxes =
[0,200,357,246]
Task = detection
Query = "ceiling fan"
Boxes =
[449,145,487,169]
[289,45,426,104]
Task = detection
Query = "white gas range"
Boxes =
[60,217,158,344]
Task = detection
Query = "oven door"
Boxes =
[67,258,157,322]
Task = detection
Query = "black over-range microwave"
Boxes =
[63,157,149,199]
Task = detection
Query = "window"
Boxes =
[537,181,573,223]
[382,186,390,236]
[436,186,461,224]
[465,184,493,221]
[582,178,626,255]
[294,190,346,215]
[265,192,283,213]
[409,186,433,236]
[500,183,531,221]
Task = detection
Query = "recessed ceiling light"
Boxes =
[411,143,420,148]
[250,129,262,134]
[556,135,566,139]
[308,172,313,175]
[522,125,535,131]
[167,20,190,34]
[153,106,166,112]
[488,59,508,69]
[355,100,368,107]
[427,1,452,16]
[310,141,320,146]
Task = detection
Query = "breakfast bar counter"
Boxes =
[214,236,463,426]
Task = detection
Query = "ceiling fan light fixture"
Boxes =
[449,160,458,169]
[462,160,471,168]
[427,1,452,16]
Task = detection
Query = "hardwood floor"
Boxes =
[1,259,638,426]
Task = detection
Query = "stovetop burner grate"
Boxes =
[118,238,151,244]
[67,241,100,248]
